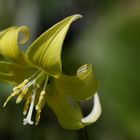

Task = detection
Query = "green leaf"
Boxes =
[0,26,30,65]
[0,61,36,84]
[53,64,98,101]
[27,14,82,76]
[46,85,84,129]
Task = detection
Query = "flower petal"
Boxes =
[46,87,84,129]
[53,64,98,101]
[82,93,102,125]
[27,14,82,76]
[0,61,36,84]
[0,26,30,64]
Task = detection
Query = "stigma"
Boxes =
[23,88,36,125]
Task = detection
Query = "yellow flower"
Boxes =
[0,14,101,129]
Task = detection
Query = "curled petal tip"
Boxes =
[81,92,102,125]
[71,14,83,22]
[74,14,83,18]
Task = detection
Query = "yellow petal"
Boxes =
[0,26,30,64]
[0,61,36,84]
[27,14,82,76]
[46,88,84,129]
[82,93,102,125]
[52,64,98,101]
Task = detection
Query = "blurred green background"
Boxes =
[0,0,140,140]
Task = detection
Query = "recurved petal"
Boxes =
[46,88,84,129]
[53,64,98,101]
[0,61,36,84]
[27,14,82,76]
[82,93,102,125]
[0,26,30,65]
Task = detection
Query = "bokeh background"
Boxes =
[0,0,140,140]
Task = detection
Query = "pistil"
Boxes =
[23,88,36,125]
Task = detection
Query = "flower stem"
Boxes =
[78,127,89,140]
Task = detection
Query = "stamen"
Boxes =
[35,110,41,125]
[13,79,28,91]
[21,79,35,90]
[23,88,36,125]
[3,90,20,107]
[23,95,32,115]
[35,90,46,125]
[35,100,45,125]
[81,93,101,124]
[36,91,46,110]
[16,88,28,104]
[28,70,40,81]
[43,76,49,90]
[35,77,48,125]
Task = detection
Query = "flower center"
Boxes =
[3,71,49,125]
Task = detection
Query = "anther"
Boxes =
[23,95,31,115]
[3,90,20,107]
[13,79,28,91]
[16,88,28,104]
[36,91,46,110]
[35,90,46,125]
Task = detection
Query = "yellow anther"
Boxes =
[3,90,20,107]
[35,110,41,125]
[13,79,29,91]
[35,91,46,125]
[35,100,45,125]
[23,95,31,115]
[35,91,46,110]
[16,88,28,104]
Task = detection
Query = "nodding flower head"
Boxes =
[0,14,101,129]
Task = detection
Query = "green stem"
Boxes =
[78,127,89,140]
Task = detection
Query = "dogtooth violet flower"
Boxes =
[0,14,101,129]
